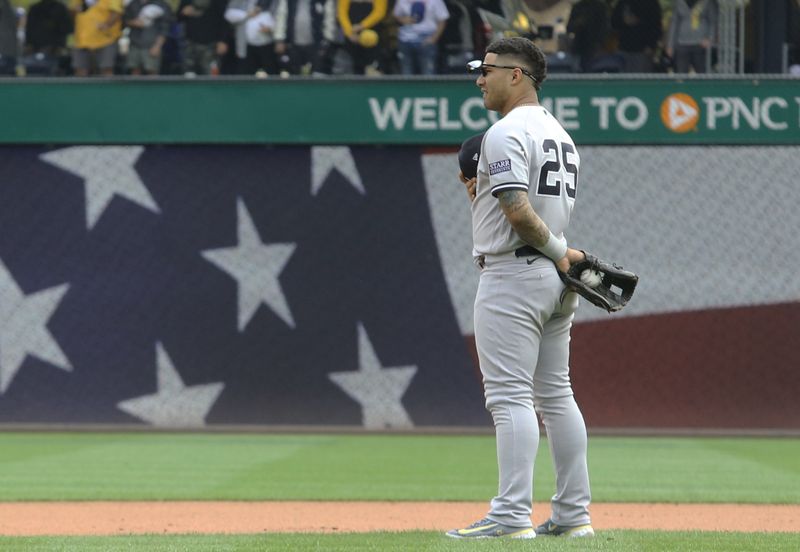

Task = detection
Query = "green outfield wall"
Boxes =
[2,76,799,145]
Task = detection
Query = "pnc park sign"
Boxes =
[365,78,800,144]
[1,77,798,145]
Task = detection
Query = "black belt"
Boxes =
[477,245,544,269]
[514,245,544,257]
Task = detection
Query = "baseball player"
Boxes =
[446,37,594,539]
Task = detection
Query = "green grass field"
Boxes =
[0,432,798,550]
[3,531,800,552]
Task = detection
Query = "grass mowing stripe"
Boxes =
[588,437,800,503]
[1,531,799,552]
[0,433,797,503]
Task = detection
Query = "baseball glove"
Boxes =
[559,252,639,313]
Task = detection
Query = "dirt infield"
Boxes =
[0,502,798,535]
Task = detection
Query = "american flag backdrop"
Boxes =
[0,145,488,428]
[2,144,798,430]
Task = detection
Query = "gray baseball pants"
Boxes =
[474,253,591,528]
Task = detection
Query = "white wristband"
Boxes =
[539,232,567,261]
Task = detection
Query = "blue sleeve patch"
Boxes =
[488,159,512,176]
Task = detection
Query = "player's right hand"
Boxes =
[458,171,477,202]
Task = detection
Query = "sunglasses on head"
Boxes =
[466,60,537,84]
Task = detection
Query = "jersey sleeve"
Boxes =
[483,127,530,198]
[337,0,353,36]
[433,0,449,21]
[360,0,387,29]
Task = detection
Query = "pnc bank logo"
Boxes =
[660,93,700,133]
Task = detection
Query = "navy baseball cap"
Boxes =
[458,132,484,180]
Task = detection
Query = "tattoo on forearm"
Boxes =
[497,190,528,214]
[518,222,550,249]
[497,190,550,247]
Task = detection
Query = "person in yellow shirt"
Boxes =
[337,0,386,74]
[69,0,123,76]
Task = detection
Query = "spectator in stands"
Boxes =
[567,0,619,72]
[273,0,336,75]
[337,0,386,74]
[244,0,277,74]
[25,0,73,62]
[611,0,662,72]
[434,0,476,74]
[790,0,800,74]
[225,0,273,74]
[124,0,172,75]
[178,0,228,75]
[393,0,449,75]
[524,0,572,56]
[666,0,718,73]
[0,0,18,74]
[69,0,123,76]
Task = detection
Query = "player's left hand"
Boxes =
[555,247,586,273]
[559,250,639,312]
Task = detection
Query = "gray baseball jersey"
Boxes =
[470,104,591,530]
[472,106,578,257]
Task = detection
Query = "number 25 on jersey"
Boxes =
[537,139,578,199]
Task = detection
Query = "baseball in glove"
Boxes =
[559,252,639,312]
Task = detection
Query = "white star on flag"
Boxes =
[0,259,72,393]
[328,324,417,429]
[117,343,224,427]
[202,198,296,331]
[39,146,161,229]
[311,146,365,196]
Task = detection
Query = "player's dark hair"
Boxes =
[485,37,547,90]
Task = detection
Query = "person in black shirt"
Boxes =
[178,0,229,74]
[25,0,73,59]
[611,0,662,72]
